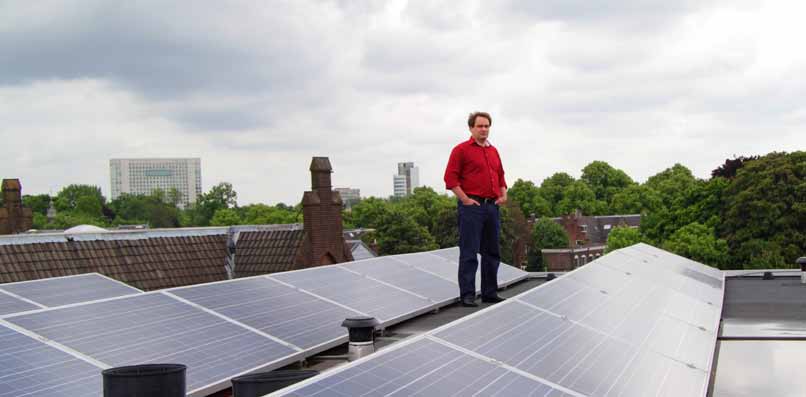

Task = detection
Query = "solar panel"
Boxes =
[392,251,463,283]
[270,266,434,325]
[167,277,362,350]
[430,246,460,262]
[5,293,300,394]
[0,324,102,397]
[342,257,458,303]
[280,244,723,397]
[280,338,574,397]
[394,249,528,292]
[0,290,41,316]
[0,273,141,308]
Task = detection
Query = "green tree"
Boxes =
[641,177,729,245]
[580,161,635,205]
[374,207,438,255]
[610,185,663,215]
[240,204,299,224]
[210,208,244,226]
[529,217,569,271]
[539,172,575,216]
[720,151,805,267]
[22,194,52,215]
[167,188,184,207]
[734,239,787,269]
[645,164,697,208]
[508,179,551,219]
[32,213,48,229]
[74,195,103,217]
[349,197,392,229]
[556,180,606,216]
[109,191,180,228]
[48,212,107,229]
[662,222,729,268]
[431,203,458,248]
[53,185,106,213]
[184,182,238,226]
[605,226,644,253]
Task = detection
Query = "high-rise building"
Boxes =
[393,162,419,197]
[110,158,202,208]
[334,187,361,209]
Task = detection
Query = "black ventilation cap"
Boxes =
[342,316,379,329]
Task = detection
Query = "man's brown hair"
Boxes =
[467,112,492,128]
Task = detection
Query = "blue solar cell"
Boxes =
[434,300,709,396]
[271,267,433,323]
[6,293,298,393]
[0,324,102,397]
[342,258,458,303]
[1,274,140,308]
[0,291,39,316]
[283,339,571,397]
[169,277,362,349]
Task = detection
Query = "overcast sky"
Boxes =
[1,0,804,205]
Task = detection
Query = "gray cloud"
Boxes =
[1,2,329,96]
[1,0,804,205]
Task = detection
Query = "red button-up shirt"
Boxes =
[444,137,507,198]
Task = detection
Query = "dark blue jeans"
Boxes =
[457,201,500,300]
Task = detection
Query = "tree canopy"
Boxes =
[17,151,802,271]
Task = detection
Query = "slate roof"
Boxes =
[0,235,228,290]
[346,240,377,260]
[233,229,305,277]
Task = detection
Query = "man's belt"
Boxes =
[466,195,497,204]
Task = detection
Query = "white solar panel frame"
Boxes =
[0,272,142,316]
[165,274,363,364]
[268,264,442,330]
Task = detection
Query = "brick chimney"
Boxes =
[298,157,353,267]
[0,179,34,235]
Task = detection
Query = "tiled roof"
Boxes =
[0,235,228,290]
[234,229,305,277]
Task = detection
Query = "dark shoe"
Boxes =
[481,295,506,304]
[460,297,478,307]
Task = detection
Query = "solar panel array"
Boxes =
[276,243,725,397]
[0,273,142,316]
[0,324,102,397]
[0,248,527,396]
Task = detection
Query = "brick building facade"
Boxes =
[541,210,641,271]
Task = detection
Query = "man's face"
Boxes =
[469,116,491,142]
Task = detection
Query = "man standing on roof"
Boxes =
[444,111,508,307]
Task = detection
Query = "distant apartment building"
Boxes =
[110,158,202,208]
[334,188,361,208]
[393,162,419,197]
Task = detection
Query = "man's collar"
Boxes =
[468,136,491,147]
